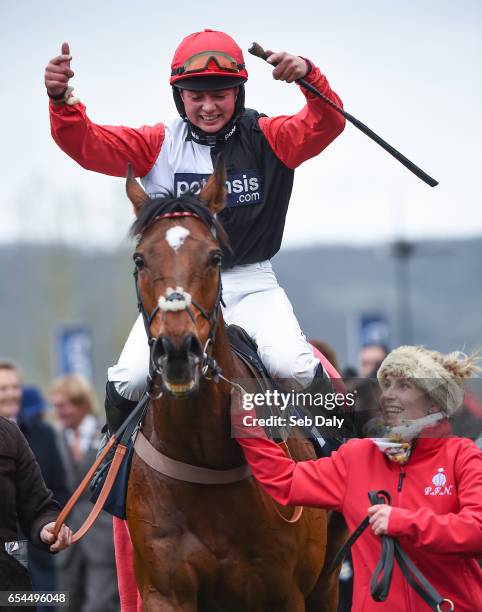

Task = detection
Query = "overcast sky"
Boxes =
[1,0,481,249]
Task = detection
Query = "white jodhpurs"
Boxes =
[107,260,320,401]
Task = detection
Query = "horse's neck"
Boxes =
[146,320,244,469]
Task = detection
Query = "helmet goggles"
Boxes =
[172,50,245,77]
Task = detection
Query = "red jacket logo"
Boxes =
[424,468,453,496]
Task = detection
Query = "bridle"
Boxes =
[133,211,225,399]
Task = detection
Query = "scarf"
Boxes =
[370,412,445,464]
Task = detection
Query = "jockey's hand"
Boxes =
[40,522,73,552]
[266,51,309,83]
[367,504,392,536]
[44,42,74,97]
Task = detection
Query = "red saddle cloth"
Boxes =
[113,517,142,612]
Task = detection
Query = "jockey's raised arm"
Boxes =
[45,41,344,177]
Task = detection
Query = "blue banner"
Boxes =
[359,313,390,348]
[57,326,93,381]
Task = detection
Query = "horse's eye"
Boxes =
[133,254,145,270]
[210,251,223,267]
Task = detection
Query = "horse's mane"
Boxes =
[130,192,231,252]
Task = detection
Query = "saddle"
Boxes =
[227,324,336,457]
[227,324,270,379]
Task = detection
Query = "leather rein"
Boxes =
[331,490,454,611]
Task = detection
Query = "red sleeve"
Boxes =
[258,63,345,169]
[234,413,348,510]
[387,442,482,556]
[49,99,165,178]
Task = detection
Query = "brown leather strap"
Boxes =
[274,442,303,524]
[53,436,122,542]
[134,433,302,522]
[134,431,252,484]
[70,445,127,542]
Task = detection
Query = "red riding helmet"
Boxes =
[170,29,248,91]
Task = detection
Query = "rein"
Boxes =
[331,490,454,611]
[52,394,149,542]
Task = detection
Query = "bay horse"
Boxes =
[124,162,342,612]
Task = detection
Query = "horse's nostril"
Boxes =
[154,335,202,364]
[160,337,172,356]
[152,336,172,365]
[189,335,203,359]
[181,334,203,361]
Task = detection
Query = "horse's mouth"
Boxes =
[151,333,204,398]
[163,367,200,399]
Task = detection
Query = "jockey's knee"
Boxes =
[107,363,147,402]
[259,347,319,388]
[292,352,320,387]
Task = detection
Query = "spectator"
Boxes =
[0,362,69,612]
[0,413,71,602]
[235,346,482,611]
[0,360,22,420]
[450,382,482,442]
[358,343,389,378]
[50,375,119,612]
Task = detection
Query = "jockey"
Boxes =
[44,29,346,433]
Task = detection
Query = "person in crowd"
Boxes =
[352,343,390,436]
[18,386,70,509]
[44,29,345,435]
[0,360,23,420]
[235,346,482,611]
[50,375,119,612]
[449,381,482,441]
[0,410,71,598]
[0,362,70,611]
[357,343,389,378]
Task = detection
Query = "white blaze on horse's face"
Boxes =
[165,226,190,252]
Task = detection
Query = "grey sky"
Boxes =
[1,0,481,248]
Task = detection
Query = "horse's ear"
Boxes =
[126,164,149,216]
[199,155,227,215]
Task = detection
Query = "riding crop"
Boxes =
[249,42,438,188]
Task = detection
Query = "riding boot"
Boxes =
[104,381,139,434]
[293,363,354,456]
[90,382,140,494]
[94,382,138,464]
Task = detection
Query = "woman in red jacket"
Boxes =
[235,346,482,611]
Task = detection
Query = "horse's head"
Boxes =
[127,160,229,399]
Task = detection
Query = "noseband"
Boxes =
[134,211,224,399]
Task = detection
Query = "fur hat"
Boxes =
[377,346,481,415]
